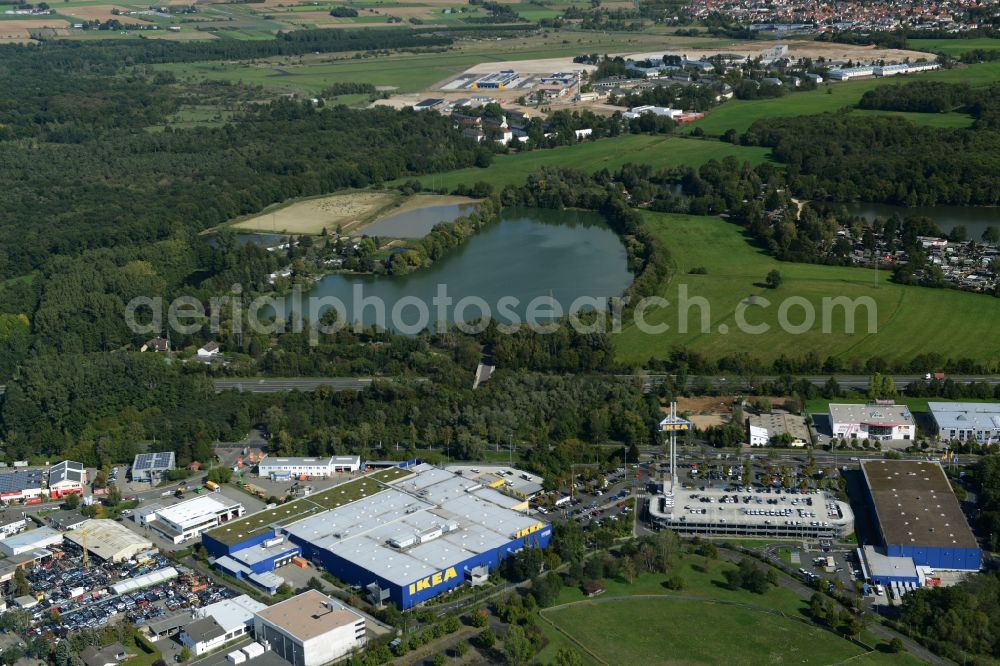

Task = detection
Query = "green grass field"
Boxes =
[850,109,973,128]
[403,136,771,191]
[154,31,732,95]
[909,37,1000,55]
[546,598,867,665]
[535,556,920,666]
[690,62,1000,135]
[613,212,1000,365]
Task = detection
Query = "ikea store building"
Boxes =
[203,464,550,609]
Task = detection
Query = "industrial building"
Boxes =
[648,486,854,540]
[48,461,86,498]
[828,66,875,81]
[132,452,176,483]
[829,403,915,441]
[747,424,769,447]
[0,526,63,556]
[64,519,153,563]
[860,460,980,572]
[139,495,245,544]
[929,402,1000,444]
[254,590,366,666]
[203,465,550,609]
[257,456,361,481]
[622,105,682,120]
[746,411,810,447]
[181,594,266,656]
[0,469,43,503]
[471,70,518,89]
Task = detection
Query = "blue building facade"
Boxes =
[289,526,552,609]
[884,544,981,571]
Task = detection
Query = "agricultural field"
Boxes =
[229,190,403,235]
[909,37,1000,55]
[402,135,772,191]
[153,31,726,96]
[613,212,1000,366]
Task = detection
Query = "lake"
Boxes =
[285,208,632,331]
[840,202,1000,240]
[361,202,479,239]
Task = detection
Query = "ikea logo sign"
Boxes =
[514,522,545,539]
[408,567,458,595]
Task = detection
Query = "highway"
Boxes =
[212,377,380,393]
[0,374,995,397]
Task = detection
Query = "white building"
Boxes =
[253,590,366,666]
[48,460,86,499]
[197,342,220,359]
[828,66,875,81]
[0,516,29,539]
[181,594,265,656]
[622,105,682,120]
[875,63,909,77]
[829,403,915,441]
[747,424,769,447]
[930,402,1000,444]
[257,456,361,480]
[131,452,176,483]
[0,527,63,556]
[64,519,153,563]
[140,495,244,544]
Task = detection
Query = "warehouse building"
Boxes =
[829,403,915,441]
[64,519,153,563]
[828,66,875,81]
[0,526,63,556]
[929,402,1000,444]
[471,70,518,89]
[254,590,366,666]
[257,456,361,481]
[140,495,245,544]
[860,460,980,572]
[0,469,44,503]
[48,461,86,498]
[203,465,550,609]
[132,452,176,483]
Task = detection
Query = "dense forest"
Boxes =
[743,112,1000,206]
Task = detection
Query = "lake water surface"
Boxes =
[289,208,632,331]
[840,202,1000,240]
[361,202,479,238]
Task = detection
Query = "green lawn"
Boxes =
[909,37,1000,55]
[404,136,771,191]
[613,212,1000,365]
[850,109,973,128]
[544,598,870,666]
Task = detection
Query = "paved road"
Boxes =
[623,374,1000,391]
[212,377,380,393]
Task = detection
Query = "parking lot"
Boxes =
[21,541,235,640]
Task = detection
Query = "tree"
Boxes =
[553,647,584,666]
[502,625,533,666]
[478,628,496,649]
[207,466,232,484]
[888,637,904,653]
[765,269,782,289]
[867,372,897,400]
[12,567,29,596]
[306,577,324,591]
[63,492,80,510]
[179,647,191,663]
[983,226,1000,244]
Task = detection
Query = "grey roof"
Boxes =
[49,460,84,486]
[183,617,225,644]
[862,545,918,580]
[281,464,545,587]
[0,527,62,551]
[146,611,194,634]
[829,403,913,427]
[81,643,127,666]
[0,469,43,493]
[133,452,175,473]
[930,402,1000,432]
